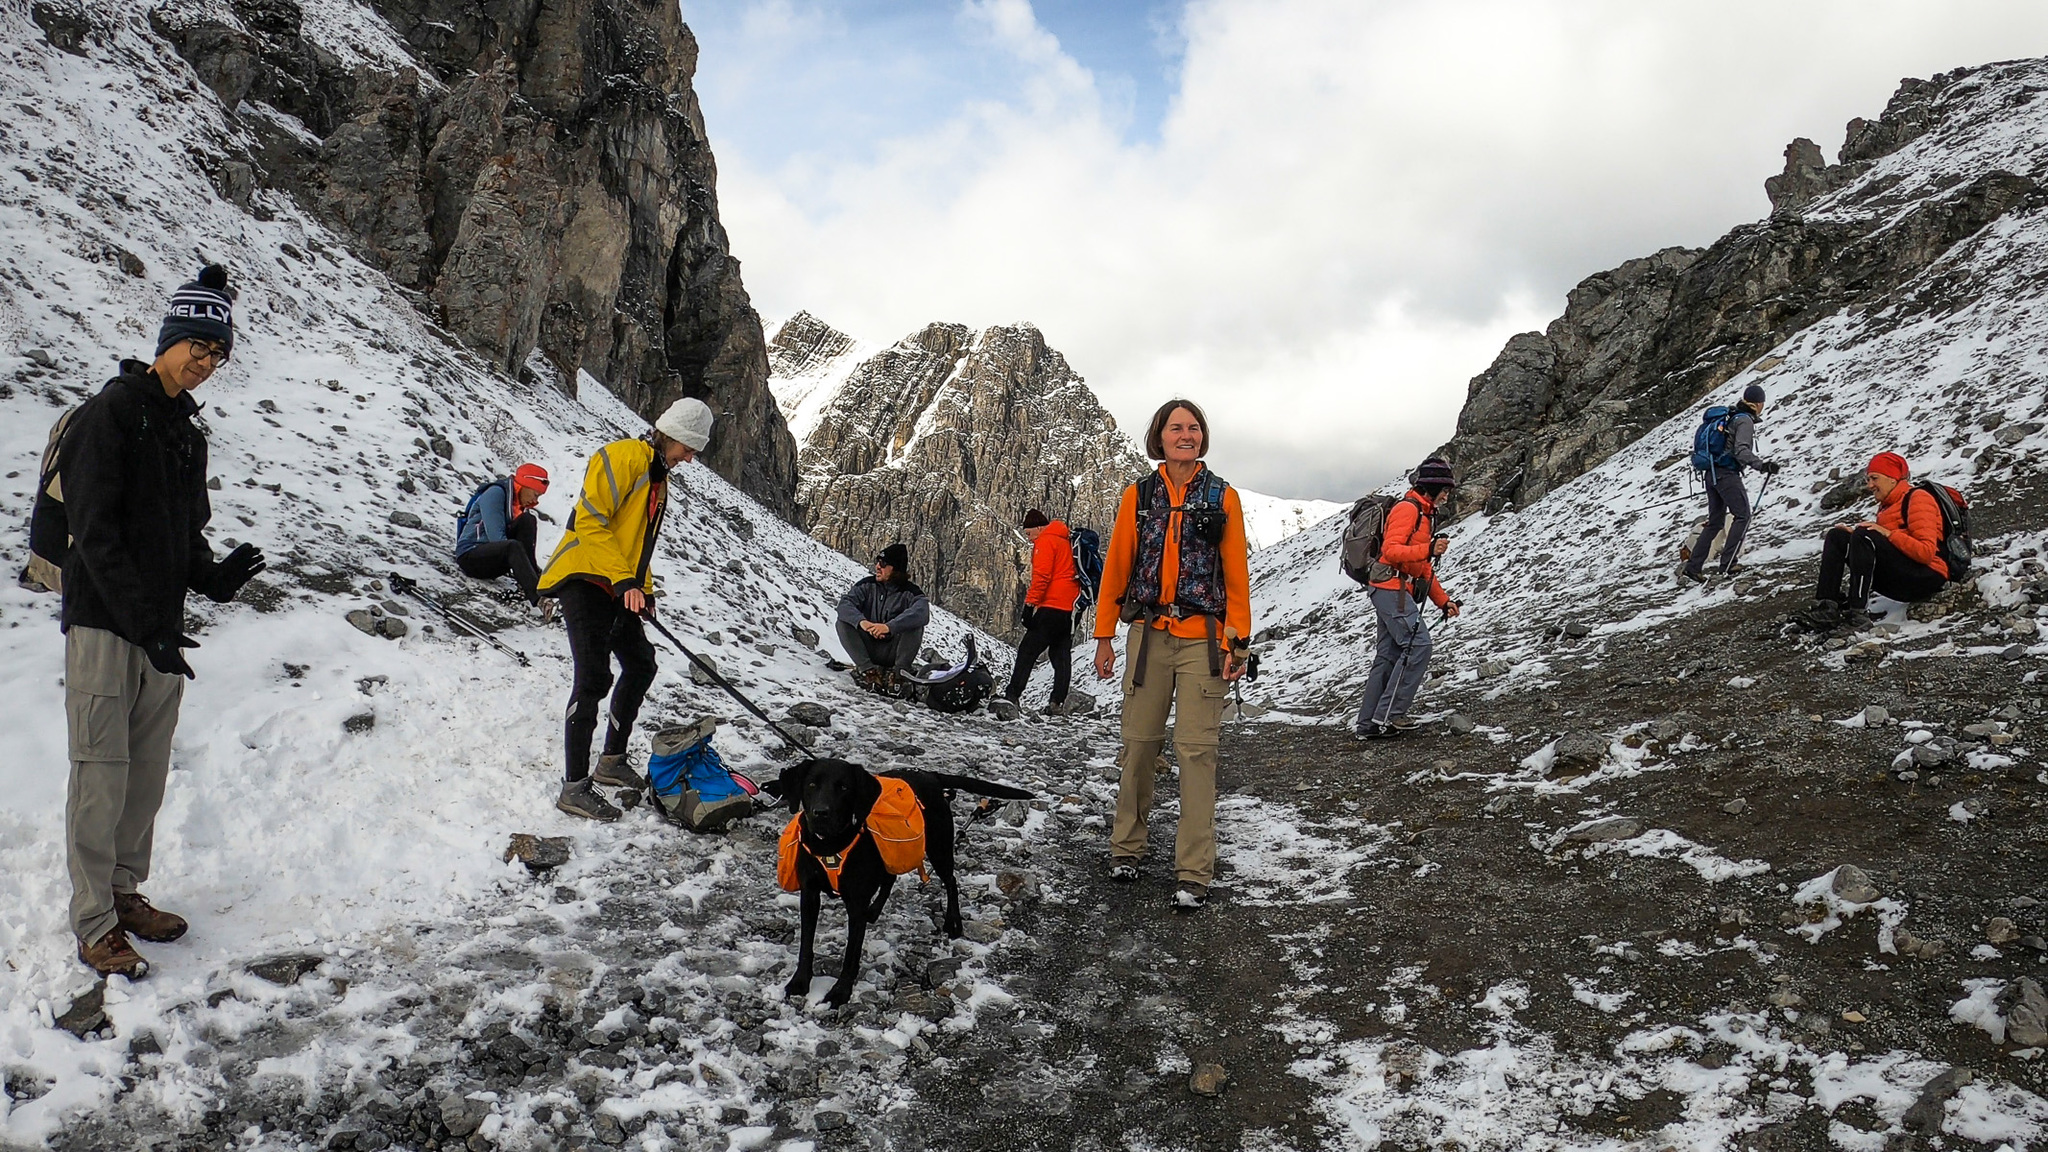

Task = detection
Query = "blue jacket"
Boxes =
[455,478,514,557]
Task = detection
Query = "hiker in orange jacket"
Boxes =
[1004,509,1083,713]
[1355,458,1461,739]
[1803,451,1948,627]
[1091,399,1251,912]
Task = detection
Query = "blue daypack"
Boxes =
[648,721,754,831]
[1070,527,1104,608]
[1690,406,1738,472]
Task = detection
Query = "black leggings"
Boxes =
[456,514,540,603]
[558,579,657,782]
[1005,607,1074,705]
[1816,527,1946,610]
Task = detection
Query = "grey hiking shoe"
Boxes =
[1172,882,1208,912]
[558,779,621,822]
[1108,860,1140,882]
[592,753,646,790]
[1385,716,1418,732]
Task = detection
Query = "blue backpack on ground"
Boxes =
[1691,406,1737,472]
[1070,527,1104,608]
[648,720,753,832]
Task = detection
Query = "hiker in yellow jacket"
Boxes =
[540,398,714,821]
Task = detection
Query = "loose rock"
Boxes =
[1188,1063,1228,1097]
[505,834,572,872]
[1832,865,1882,904]
[788,702,832,728]
[1551,733,1608,773]
[55,982,107,1038]
[247,954,325,985]
[987,699,1023,722]
[1722,798,1748,815]
[1998,977,2048,1047]
[387,511,424,529]
[1446,713,1476,735]
[1564,816,1642,844]
[1987,917,2021,945]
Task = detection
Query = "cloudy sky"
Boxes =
[678,0,2048,500]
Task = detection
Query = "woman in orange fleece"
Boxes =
[1091,399,1250,912]
[1807,451,1949,625]
[1355,458,1462,738]
[1004,509,1083,712]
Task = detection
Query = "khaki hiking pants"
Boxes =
[1110,623,1228,886]
[65,627,184,945]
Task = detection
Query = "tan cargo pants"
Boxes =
[1110,623,1228,885]
[65,627,184,945]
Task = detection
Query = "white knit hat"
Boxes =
[655,397,715,452]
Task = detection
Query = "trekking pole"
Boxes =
[641,613,813,754]
[388,572,530,666]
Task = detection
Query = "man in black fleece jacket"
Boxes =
[57,266,266,978]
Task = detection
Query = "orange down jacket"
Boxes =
[1025,521,1083,612]
[1877,481,1950,580]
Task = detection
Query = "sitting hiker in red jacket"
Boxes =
[1803,451,1949,627]
[1004,509,1083,714]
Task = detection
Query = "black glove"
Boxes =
[144,635,199,679]
[209,543,266,602]
[1755,460,1781,475]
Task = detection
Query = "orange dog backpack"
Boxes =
[777,776,927,892]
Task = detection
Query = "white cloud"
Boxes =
[702,0,2048,499]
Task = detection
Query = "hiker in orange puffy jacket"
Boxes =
[1355,458,1461,739]
[1803,451,1948,627]
[1004,509,1082,713]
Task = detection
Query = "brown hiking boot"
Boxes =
[115,892,188,943]
[78,928,148,978]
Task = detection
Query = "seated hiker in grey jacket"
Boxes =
[836,543,930,683]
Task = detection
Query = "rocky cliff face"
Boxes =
[91,0,797,514]
[1437,66,2039,517]
[769,315,1147,637]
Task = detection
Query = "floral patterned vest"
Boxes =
[1124,466,1231,618]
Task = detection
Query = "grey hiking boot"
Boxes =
[1385,715,1419,732]
[592,753,646,790]
[1172,881,1208,912]
[557,779,621,822]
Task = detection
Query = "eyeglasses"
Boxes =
[186,339,229,365]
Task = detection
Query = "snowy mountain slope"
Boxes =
[0,11,1017,1141]
[1249,58,2048,719]
[1236,490,1345,553]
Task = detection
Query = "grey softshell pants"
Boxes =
[1685,469,1751,577]
[65,626,184,945]
[1356,586,1432,728]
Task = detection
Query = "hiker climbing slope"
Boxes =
[1680,385,1779,584]
[1093,399,1250,912]
[455,463,550,612]
[539,398,713,822]
[1354,458,1460,739]
[57,265,267,978]
[1004,508,1082,714]
[1801,451,1959,627]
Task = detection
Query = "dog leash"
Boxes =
[643,614,813,753]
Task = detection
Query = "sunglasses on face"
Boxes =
[186,339,229,365]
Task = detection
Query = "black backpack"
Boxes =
[916,637,995,714]
[1908,481,1974,581]
[1069,527,1104,608]
[1338,493,1419,585]
[19,406,80,594]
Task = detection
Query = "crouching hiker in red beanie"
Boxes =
[1798,451,1956,629]
[456,462,552,618]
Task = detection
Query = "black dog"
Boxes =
[765,757,1032,1007]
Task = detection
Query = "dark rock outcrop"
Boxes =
[1437,66,2039,517]
[774,316,1146,636]
[145,0,797,516]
